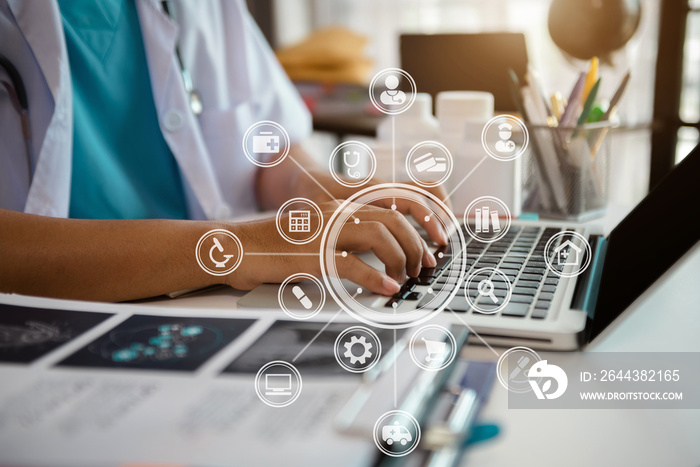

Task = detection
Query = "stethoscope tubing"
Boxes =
[0,53,33,180]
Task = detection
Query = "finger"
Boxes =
[337,221,407,283]
[424,185,452,211]
[421,237,437,268]
[335,253,401,296]
[352,206,425,277]
[372,197,448,246]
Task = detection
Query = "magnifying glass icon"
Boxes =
[477,279,498,303]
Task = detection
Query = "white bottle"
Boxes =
[436,91,522,217]
[375,93,440,181]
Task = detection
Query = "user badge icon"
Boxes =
[481,114,529,161]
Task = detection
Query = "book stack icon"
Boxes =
[475,207,501,233]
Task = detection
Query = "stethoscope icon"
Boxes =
[344,150,361,179]
[209,237,234,268]
[478,279,499,303]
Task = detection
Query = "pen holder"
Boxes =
[522,121,614,221]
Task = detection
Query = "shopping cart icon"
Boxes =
[421,337,446,362]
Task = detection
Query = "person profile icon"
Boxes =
[380,75,407,106]
[495,122,516,153]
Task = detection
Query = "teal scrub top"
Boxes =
[59,0,189,219]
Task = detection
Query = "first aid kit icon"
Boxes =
[253,131,280,154]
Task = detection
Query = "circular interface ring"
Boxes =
[195,229,243,276]
[495,346,542,393]
[242,120,291,168]
[408,324,458,371]
[368,68,417,115]
[462,196,512,244]
[275,198,324,245]
[405,141,454,188]
[278,273,326,320]
[328,141,377,189]
[481,114,529,162]
[320,183,467,329]
[372,410,422,457]
[463,267,513,315]
[334,326,382,373]
[543,231,592,278]
[254,360,303,408]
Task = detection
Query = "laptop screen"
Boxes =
[589,144,700,341]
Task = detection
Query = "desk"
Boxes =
[141,216,700,466]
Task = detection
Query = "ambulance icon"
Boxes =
[382,421,412,446]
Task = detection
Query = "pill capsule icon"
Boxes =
[292,286,313,310]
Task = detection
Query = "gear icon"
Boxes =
[343,335,373,365]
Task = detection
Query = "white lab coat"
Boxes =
[0,0,311,219]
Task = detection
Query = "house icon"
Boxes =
[554,240,582,266]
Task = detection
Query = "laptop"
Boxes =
[239,144,700,350]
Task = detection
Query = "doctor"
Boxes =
[0,0,446,301]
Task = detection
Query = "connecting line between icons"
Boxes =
[288,154,358,222]
[392,116,396,185]
[244,252,349,257]
[244,252,321,256]
[291,289,360,363]
[447,307,501,358]
[393,328,398,408]
[442,154,489,204]
[292,309,343,363]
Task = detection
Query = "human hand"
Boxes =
[227,201,439,295]
[290,169,450,246]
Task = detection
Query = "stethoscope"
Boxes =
[0,3,199,184]
[0,53,33,181]
[161,1,203,116]
[384,89,403,103]
[344,150,361,179]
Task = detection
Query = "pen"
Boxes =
[576,77,600,127]
[550,92,565,121]
[582,56,599,104]
[601,71,630,121]
[559,72,586,128]
[589,71,631,157]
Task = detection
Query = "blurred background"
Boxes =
[246,0,697,212]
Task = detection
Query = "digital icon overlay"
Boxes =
[496,346,542,393]
[276,198,323,245]
[328,141,377,188]
[464,267,512,315]
[334,326,382,373]
[543,231,592,278]
[195,229,243,276]
[255,360,302,407]
[408,325,457,371]
[242,120,291,167]
[369,68,417,115]
[405,141,453,188]
[320,184,467,329]
[481,114,529,161]
[463,196,512,243]
[278,273,326,320]
[373,410,421,457]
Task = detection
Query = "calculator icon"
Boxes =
[289,211,311,232]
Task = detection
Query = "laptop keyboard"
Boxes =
[385,226,569,320]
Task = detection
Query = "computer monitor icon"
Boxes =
[265,374,292,396]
